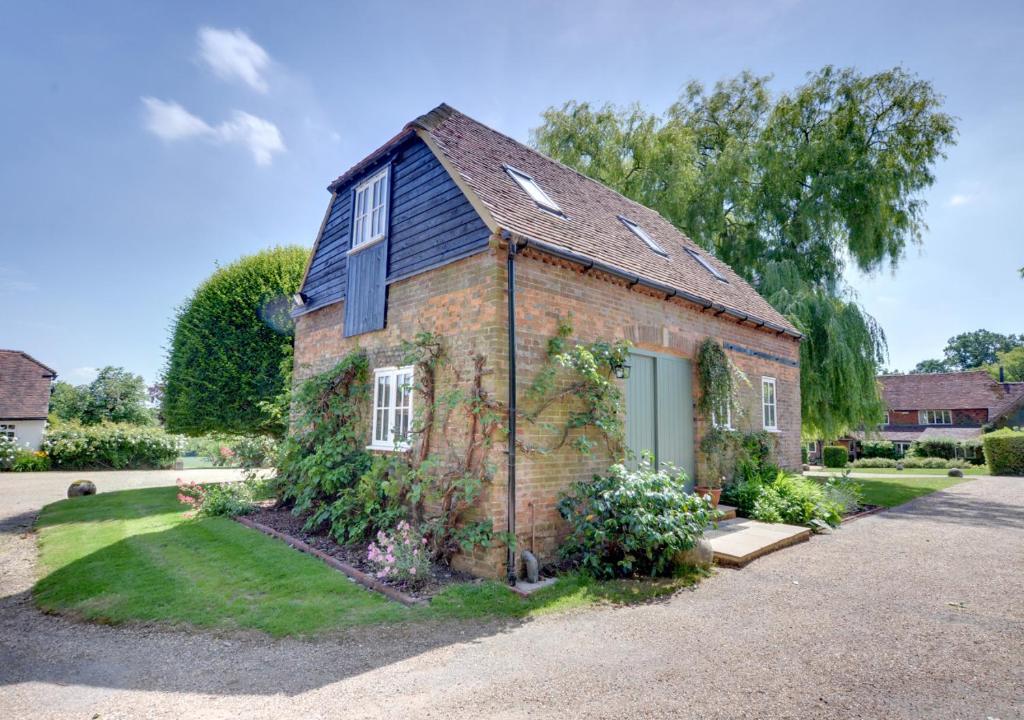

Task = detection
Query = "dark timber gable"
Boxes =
[299,135,491,325]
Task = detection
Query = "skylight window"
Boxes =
[504,166,562,215]
[618,216,667,256]
[685,248,728,283]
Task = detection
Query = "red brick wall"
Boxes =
[292,241,802,578]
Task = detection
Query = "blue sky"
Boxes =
[1,0,1021,385]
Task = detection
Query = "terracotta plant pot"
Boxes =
[694,486,722,507]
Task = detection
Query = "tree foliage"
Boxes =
[162,246,308,437]
[532,66,956,438]
[49,367,150,426]
[987,346,1024,383]
[910,358,950,374]
[942,329,1022,370]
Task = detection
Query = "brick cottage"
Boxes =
[292,104,803,579]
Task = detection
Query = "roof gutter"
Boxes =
[500,230,802,340]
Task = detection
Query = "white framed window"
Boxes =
[351,167,390,251]
[685,248,728,282]
[504,165,562,215]
[618,216,667,256]
[883,411,890,425]
[918,409,952,425]
[370,366,414,450]
[893,441,911,458]
[761,377,778,431]
[0,424,15,441]
[711,398,732,430]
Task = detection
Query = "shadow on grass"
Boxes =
[874,484,1024,530]
[1,486,705,697]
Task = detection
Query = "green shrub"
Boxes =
[12,448,51,472]
[723,466,844,527]
[0,436,16,471]
[851,457,899,468]
[982,428,1024,475]
[177,478,260,517]
[558,459,714,578]
[901,456,961,469]
[910,437,958,460]
[860,440,895,459]
[822,445,848,468]
[801,446,808,464]
[822,474,863,514]
[43,423,183,470]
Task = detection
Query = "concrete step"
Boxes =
[706,518,811,567]
[714,504,737,521]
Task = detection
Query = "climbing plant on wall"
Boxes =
[696,338,734,419]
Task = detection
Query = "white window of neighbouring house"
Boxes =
[685,248,728,282]
[762,377,778,431]
[711,399,732,430]
[0,424,14,441]
[505,166,562,215]
[883,411,890,425]
[894,441,911,457]
[618,216,667,256]
[351,167,390,250]
[371,366,414,450]
[918,409,952,425]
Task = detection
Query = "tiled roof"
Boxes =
[0,349,56,419]
[403,104,799,337]
[879,370,1024,420]
[855,426,982,442]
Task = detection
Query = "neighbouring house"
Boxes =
[0,349,57,450]
[292,104,802,578]
[818,370,1024,462]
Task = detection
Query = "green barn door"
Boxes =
[624,351,695,489]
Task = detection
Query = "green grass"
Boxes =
[807,474,971,508]
[807,466,987,478]
[176,455,219,470]
[34,487,702,637]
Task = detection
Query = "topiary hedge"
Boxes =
[982,428,1024,476]
[860,439,895,459]
[910,437,959,460]
[822,445,847,468]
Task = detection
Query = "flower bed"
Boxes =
[245,506,475,600]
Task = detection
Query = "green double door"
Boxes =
[624,350,695,489]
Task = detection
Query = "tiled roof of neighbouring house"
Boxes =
[0,349,56,419]
[854,426,983,442]
[878,370,1024,420]
[331,103,800,338]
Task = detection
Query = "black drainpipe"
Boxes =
[506,236,518,586]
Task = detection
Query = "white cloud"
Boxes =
[141,97,213,140]
[198,27,270,93]
[141,97,285,165]
[948,193,976,207]
[66,366,98,384]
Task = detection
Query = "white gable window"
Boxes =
[762,377,778,431]
[371,366,414,450]
[504,165,562,215]
[351,167,390,251]
[918,409,952,425]
[685,248,728,283]
[618,216,667,256]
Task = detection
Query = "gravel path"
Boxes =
[1,473,1021,719]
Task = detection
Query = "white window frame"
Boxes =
[918,409,952,425]
[711,399,733,430]
[504,165,562,215]
[883,411,890,425]
[618,215,667,256]
[761,377,778,431]
[369,366,415,451]
[685,248,728,282]
[0,423,15,441]
[893,441,912,458]
[350,167,390,253]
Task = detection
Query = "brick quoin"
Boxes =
[294,237,802,578]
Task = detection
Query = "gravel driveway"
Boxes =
[1,473,1021,719]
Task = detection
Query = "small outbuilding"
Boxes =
[0,349,57,450]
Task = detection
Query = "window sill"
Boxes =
[348,234,386,256]
[366,443,410,453]
[764,427,780,433]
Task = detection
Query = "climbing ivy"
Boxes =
[696,338,733,420]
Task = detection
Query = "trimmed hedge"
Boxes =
[823,445,848,468]
[910,437,959,460]
[43,424,184,470]
[982,428,1024,476]
[860,440,896,459]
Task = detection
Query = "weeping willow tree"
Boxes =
[533,66,956,439]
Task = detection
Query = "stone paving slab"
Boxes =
[706,517,811,567]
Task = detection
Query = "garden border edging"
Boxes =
[235,516,427,607]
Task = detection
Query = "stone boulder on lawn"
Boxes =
[948,468,964,478]
[67,480,97,498]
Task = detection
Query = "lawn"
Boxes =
[177,455,218,470]
[806,473,972,508]
[807,466,988,477]
[34,486,701,636]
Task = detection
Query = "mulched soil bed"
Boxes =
[841,504,885,523]
[246,505,476,600]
